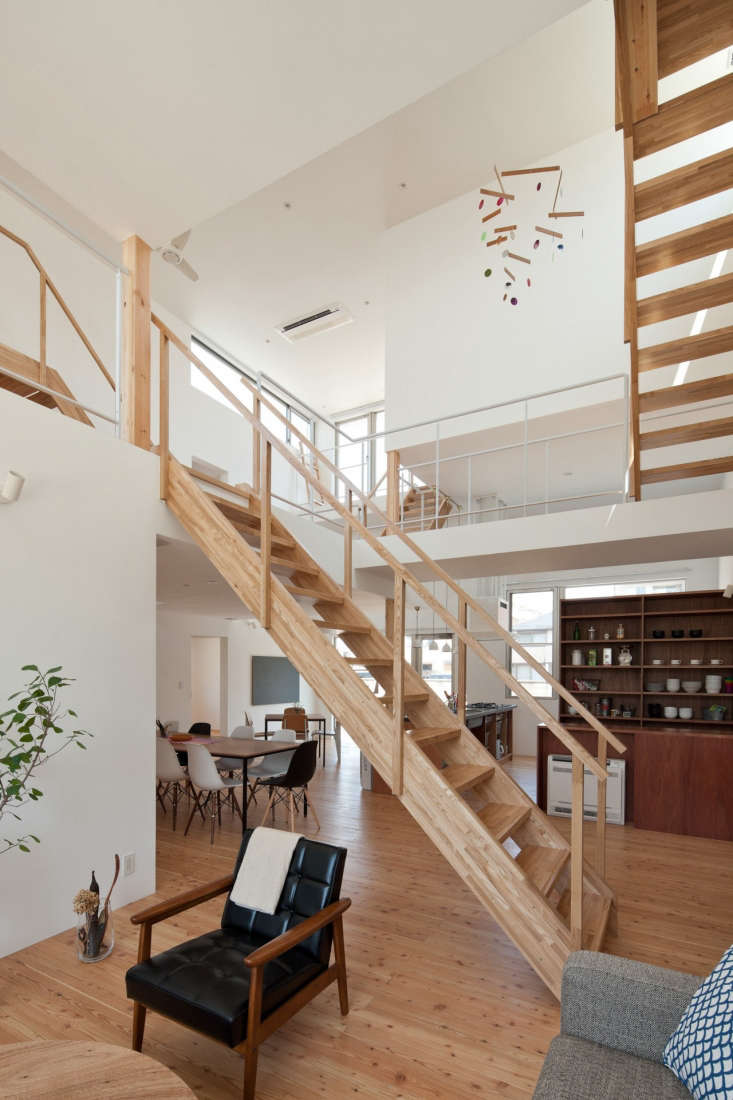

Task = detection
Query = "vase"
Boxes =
[76,906,114,962]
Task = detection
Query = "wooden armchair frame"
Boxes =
[129,876,351,1100]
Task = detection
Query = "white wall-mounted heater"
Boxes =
[547,755,626,825]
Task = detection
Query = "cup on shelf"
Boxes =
[670,658,682,665]
[705,675,722,693]
[664,706,678,719]
[678,707,693,720]
[666,678,680,692]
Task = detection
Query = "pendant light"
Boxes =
[441,640,451,653]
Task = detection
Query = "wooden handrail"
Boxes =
[151,312,622,780]
[0,223,115,390]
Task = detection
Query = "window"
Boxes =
[564,580,685,599]
[335,407,385,499]
[508,590,554,697]
[190,337,312,444]
[414,635,453,701]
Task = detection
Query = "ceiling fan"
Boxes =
[157,229,199,282]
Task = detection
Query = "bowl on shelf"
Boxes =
[681,681,702,693]
[671,629,684,638]
[705,675,723,693]
[670,658,682,665]
[666,678,681,692]
[689,629,703,638]
[646,682,665,692]
[664,706,678,719]
[651,630,666,639]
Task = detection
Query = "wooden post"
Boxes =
[570,755,584,949]
[159,335,170,500]
[260,438,272,629]
[457,597,467,726]
[624,134,641,501]
[252,393,261,490]
[39,274,47,386]
[392,575,405,796]
[596,735,607,879]
[344,489,353,597]
[385,597,395,642]
[122,235,152,449]
[387,450,400,525]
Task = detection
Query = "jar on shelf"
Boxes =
[571,648,584,666]
[587,648,598,666]
[617,645,633,667]
[616,623,625,639]
[587,624,597,641]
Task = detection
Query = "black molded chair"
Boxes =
[126,830,349,1100]
[259,738,320,831]
[188,721,212,736]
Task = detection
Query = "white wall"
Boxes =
[157,611,330,735]
[384,128,625,443]
[0,391,183,957]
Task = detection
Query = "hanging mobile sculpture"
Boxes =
[478,164,584,305]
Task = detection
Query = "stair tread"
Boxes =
[634,148,733,222]
[637,271,733,326]
[442,763,495,792]
[638,325,733,372]
[410,727,462,745]
[640,416,733,450]
[639,372,733,414]
[265,553,320,576]
[379,691,431,705]
[344,657,392,667]
[478,802,531,842]
[557,889,613,951]
[657,0,733,80]
[285,584,344,604]
[313,620,372,634]
[516,845,570,896]
[641,455,733,485]
[634,73,733,159]
[238,526,294,550]
[209,493,260,525]
[636,213,733,278]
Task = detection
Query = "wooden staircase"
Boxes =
[615,0,733,496]
[165,454,615,999]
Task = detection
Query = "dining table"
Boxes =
[188,735,296,832]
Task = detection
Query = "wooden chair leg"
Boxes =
[171,783,179,831]
[242,1049,259,1100]
[304,786,320,832]
[184,788,205,836]
[156,781,167,814]
[217,789,222,827]
[132,1002,146,1051]
[288,791,295,832]
[332,914,349,1016]
[260,787,276,826]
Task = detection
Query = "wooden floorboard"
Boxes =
[0,743,731,1098]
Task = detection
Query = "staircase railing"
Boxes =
[0,223,115,418]
[153,312,625,948]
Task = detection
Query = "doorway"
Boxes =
[190,636,228,735]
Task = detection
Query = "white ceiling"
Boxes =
[149,1,615,413]
[0,0,585,245]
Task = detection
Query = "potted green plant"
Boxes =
[0,665,91,855]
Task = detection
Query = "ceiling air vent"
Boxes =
[276,302,352,343]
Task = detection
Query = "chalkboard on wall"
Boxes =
[251,655,300,706]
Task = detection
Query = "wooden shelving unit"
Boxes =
[559,590,733,728]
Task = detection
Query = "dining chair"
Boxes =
[216,724,264,810]
[156,739,189,831]
[282,709,308,739]
[259,739,321,832]
[184,743,243,844]
[189,721,212,737]
[248,730,297,808]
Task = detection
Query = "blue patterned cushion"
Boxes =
[663,945,733,1099]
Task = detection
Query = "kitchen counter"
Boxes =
[465,702,516,759]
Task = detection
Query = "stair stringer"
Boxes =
[166,459,597,998]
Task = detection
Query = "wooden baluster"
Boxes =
[392,575,405,796]
[39,274,47,386]
[596,735,607,878]
[457,598,467,727]
[344,489,353,598]
[252,393,261,491]
[260,438,272,629]
[387,450,400,526]
[570,755,584,949]
[159,334,169,500]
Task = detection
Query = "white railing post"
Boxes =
[571,755,584,949]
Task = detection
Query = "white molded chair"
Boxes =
[184,743,243,844]
[216,723,264,809]
[156,739,188,831]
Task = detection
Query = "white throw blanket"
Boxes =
[229,826,302,915]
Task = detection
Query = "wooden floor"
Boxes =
[1,738,731,1099]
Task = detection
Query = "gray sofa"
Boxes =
[533,951,701,1099]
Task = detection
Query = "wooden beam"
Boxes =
[638,325,733,372]
[570,755,584,949]
[122,236,152,449]
[386,450,400,525]
[639,372,733,413]
[641,454,733,484]
[634,73,733,158]
[615,0,658,124]
[260,439,272,629]
[624,134,641,500]
[457,598,467,728]
[657,0,733,79]
[640,416,733,450]
[159,334,169,500]
[637,271,733,326]
[636,213,733,277]
[634,149,733,222]
[392,576,405,796]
